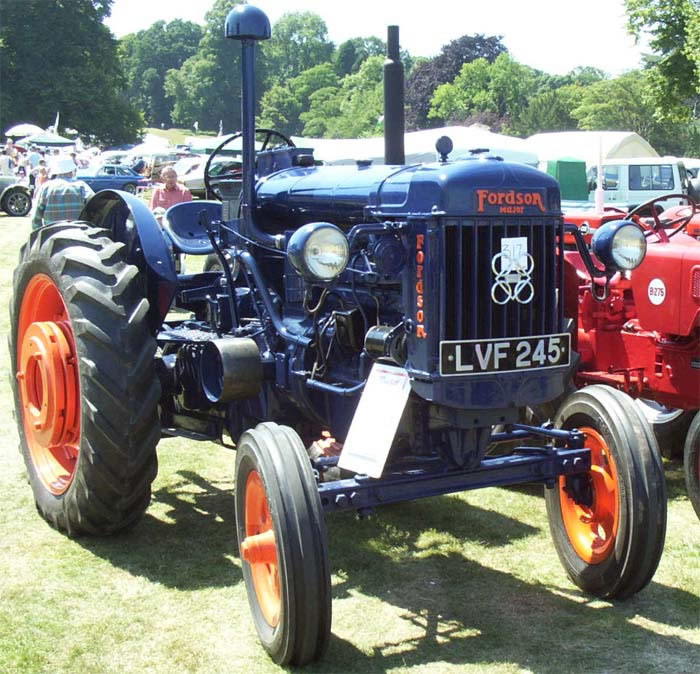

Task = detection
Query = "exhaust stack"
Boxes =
[383,25,405,165]
[225,5,283,249]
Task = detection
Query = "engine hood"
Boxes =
[254,157,562,231]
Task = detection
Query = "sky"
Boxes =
[104,0,650,77]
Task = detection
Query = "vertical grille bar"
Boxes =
[441,216,561,341]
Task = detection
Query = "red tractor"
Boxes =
[563,195,700,519]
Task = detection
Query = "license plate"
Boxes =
[440,333,571,376]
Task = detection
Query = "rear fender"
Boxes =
[80,189,177,330]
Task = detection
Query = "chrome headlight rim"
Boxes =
[287,222,349,282]
[591,219,647,271]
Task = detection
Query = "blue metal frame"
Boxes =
[316,425,589,513]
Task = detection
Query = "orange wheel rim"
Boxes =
[16,275,80,495]
[559,427,619,564]
[241,470,280,626]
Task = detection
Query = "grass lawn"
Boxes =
[145,127,218,146]
[0,211,698,673]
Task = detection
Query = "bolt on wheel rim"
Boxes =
[241,469,280,626]
[17,275,80,495]
[559,426,620,564]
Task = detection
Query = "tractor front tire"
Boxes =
[683,411,700,520]
[545,385,666,599]
[235,422,331,666]
[10,223,160,536]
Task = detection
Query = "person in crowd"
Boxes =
[29,159,48,191]
[35,165,49,193]
[27,145,41,170]
[31,156,94,230]
[0,149,14,176]
[150,166,192,211]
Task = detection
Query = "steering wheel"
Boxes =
[203,128,295,200]
[626,193,698,235]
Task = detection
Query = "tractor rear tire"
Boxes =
[10,223,160,536]
[235,422,331,666]
[683,411,700,520]
[545,385,666,599]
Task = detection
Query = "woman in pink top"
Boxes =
[150,166,192,210]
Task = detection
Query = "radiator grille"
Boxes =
[442,217,563,340]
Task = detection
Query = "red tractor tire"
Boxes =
[10,223,160,536]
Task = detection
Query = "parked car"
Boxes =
[183,157,241,198]
[76,164,150,194]
[0,175,32,216]
[587,157,693,210]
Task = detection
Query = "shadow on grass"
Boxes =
[77,470,240,590]
[664,457,691,502]
[77,469,698,672]
[311,499,700,673]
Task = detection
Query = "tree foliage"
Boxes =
[300,56,384,137]
[119,20,202,127]
[263,12,334,85]
[405,33,507,129]
[0,0,141,144]
[165,0,247,133]
[428,53,537,133]
[257,64,339,135]
[625,0,700,119]
[334,37,386,77]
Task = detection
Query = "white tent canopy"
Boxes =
[291,125,538,166]
[181,126,538,166]
[4,123,44,138]
[525,131,658,167]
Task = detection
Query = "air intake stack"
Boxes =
[225,5,283,248]
[384,25,405,165]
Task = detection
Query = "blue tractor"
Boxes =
[9,5,666,666]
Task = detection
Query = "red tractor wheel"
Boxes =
[545,385,666,599]
[10,224,160,535]
[235,422,331,666]
[683,411,700,520]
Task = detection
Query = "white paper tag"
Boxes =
[500,236,528,282]
[338,363,411,478]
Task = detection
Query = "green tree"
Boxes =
[301,56,384,137]
[118,20,202,127]
[428,53,537,132]
[509,87,582,137]
[258,64,339,135]
[263,12,334,85]
[0,0,141,144]
[334,37,385,76]
[625,0,700,119]
[165,0,247,133]
[571,70,696,154]
[406,33,507,129]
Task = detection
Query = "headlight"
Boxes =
[287,222,349,281]
[591,220,646,271]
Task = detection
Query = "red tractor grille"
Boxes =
[692,267,700,300]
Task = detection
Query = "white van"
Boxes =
[587,157,693,209]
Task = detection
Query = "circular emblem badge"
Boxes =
[647,278,666,305]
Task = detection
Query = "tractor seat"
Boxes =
[162,200,222,255]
